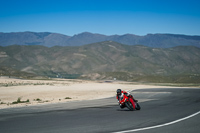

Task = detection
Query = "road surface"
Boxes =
[0,88,200,133]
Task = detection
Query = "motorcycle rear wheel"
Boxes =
[135,103,141,110]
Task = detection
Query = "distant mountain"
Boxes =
[0,41,200,82]
[0,32,71,47]
[0,32,200,48]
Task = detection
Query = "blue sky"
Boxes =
[0,0,200,36]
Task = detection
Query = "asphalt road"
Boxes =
[0,88,200,133]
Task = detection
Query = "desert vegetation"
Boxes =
[1,41,200,83]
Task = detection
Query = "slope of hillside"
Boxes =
[0,41,200,82]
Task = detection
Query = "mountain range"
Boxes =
[0,41,200,83]
[1,32,200,48]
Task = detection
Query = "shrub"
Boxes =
[0,102,6,104]
[34,98,42,101]
[12,97,30,104]
[65,97,72,99]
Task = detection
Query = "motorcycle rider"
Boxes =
[116,89,138,108]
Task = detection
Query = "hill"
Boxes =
[0,41,200,83]
[0,32,200,48]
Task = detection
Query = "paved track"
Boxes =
[0,88,200,133]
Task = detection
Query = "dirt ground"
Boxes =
[0,77,178,109]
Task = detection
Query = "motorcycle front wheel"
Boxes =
[125,102,134,111]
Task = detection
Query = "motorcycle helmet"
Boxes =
[117,89,122,95]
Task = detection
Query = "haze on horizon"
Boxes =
[0,0,200,36]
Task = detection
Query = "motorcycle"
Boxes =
[119,94,141,111]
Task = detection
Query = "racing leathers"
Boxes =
[116,90,138,108]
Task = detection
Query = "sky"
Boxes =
[0,0,200,36]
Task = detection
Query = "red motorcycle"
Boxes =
[120,94,141,111]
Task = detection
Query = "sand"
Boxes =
[0,77,177,109]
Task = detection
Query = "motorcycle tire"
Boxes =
[125,102,134,111]
[135,103,141,110]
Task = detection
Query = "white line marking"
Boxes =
[113,111,200,133]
